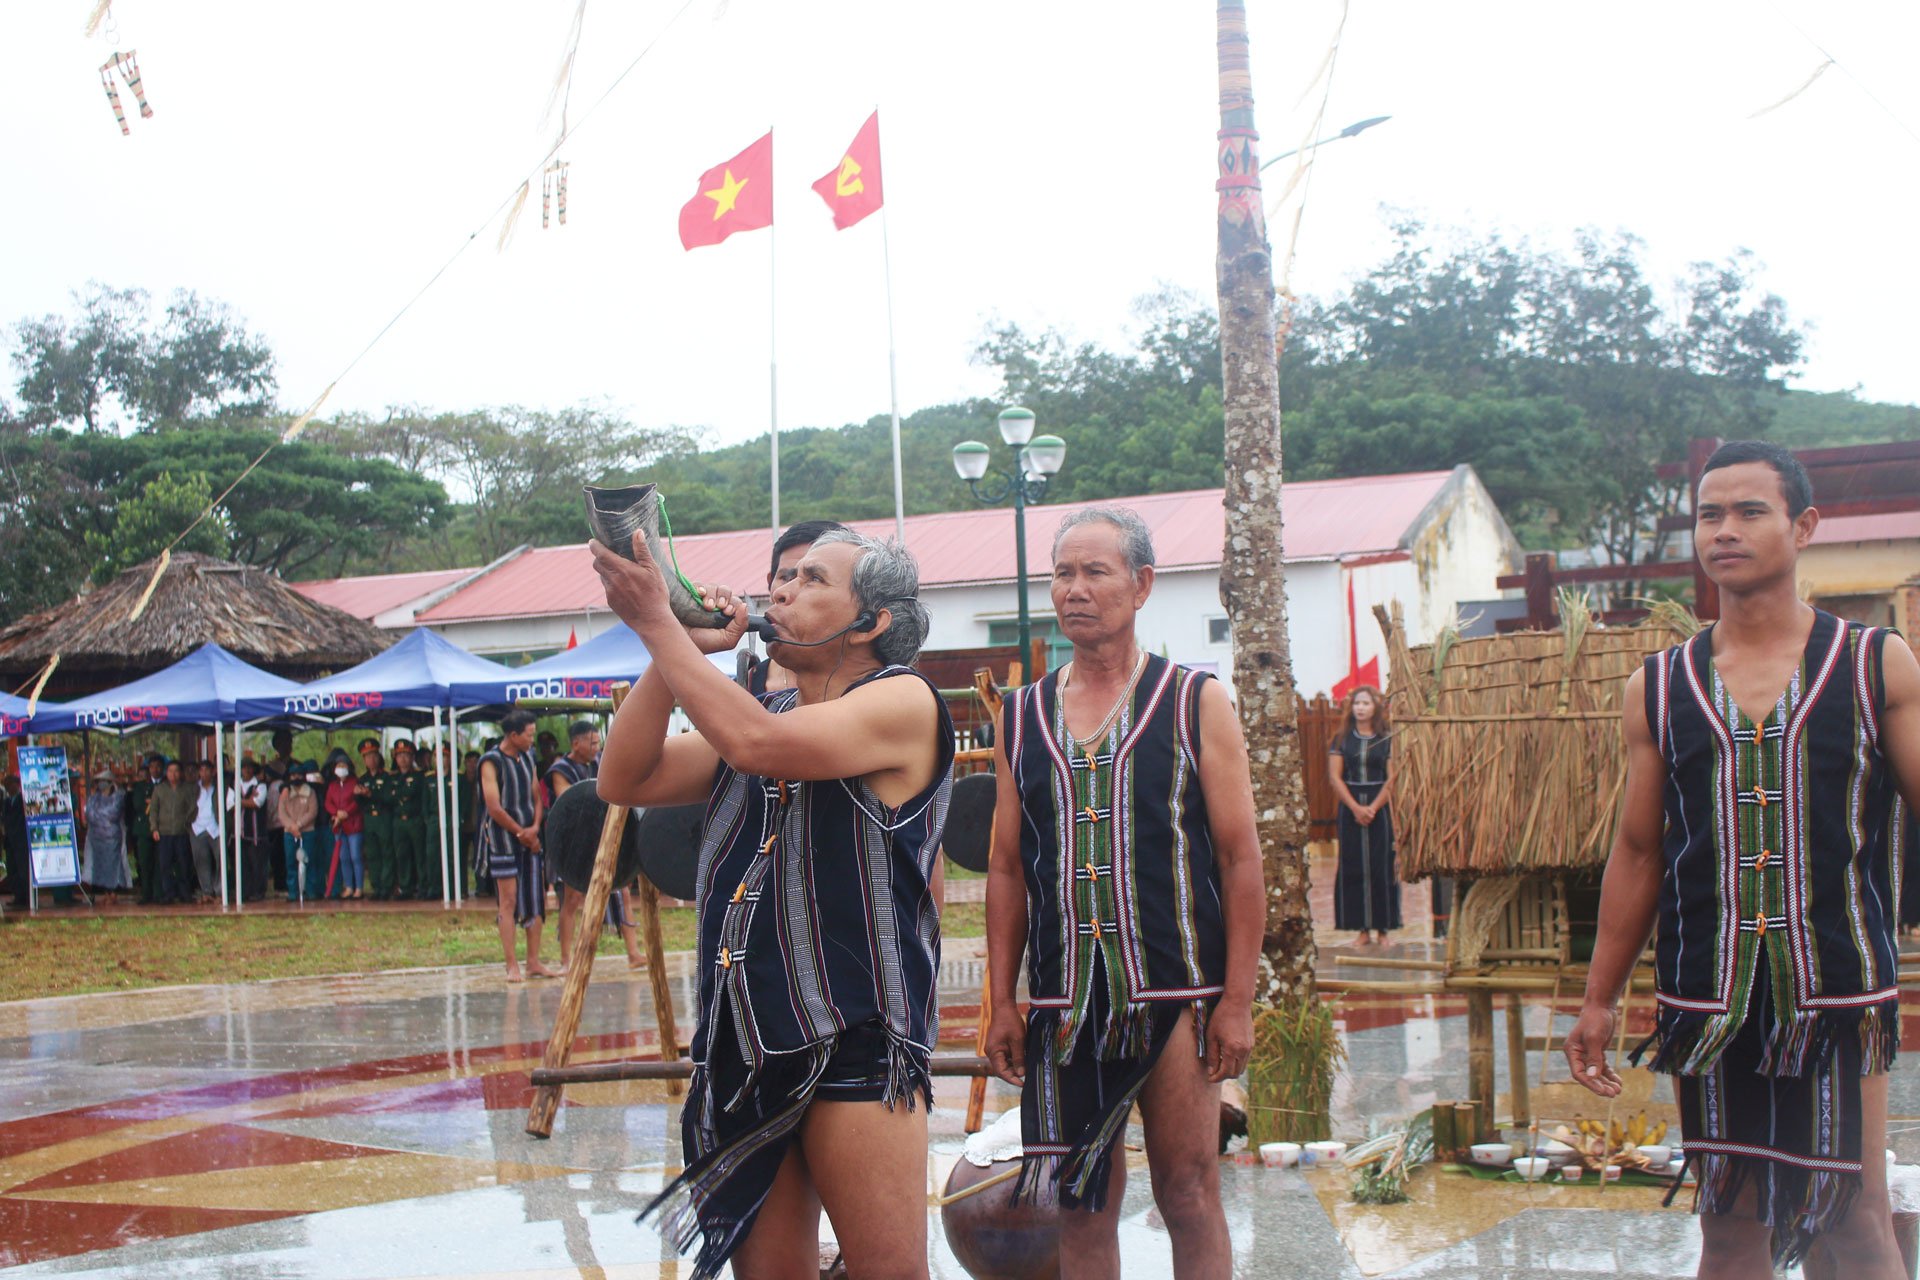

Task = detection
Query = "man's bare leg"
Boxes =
[727,1142,822,1280]
[1137,1008,1230,1280]
[802,1097,929,1279]
[1818,1071,1906,1279]
[556,891,579,969]
[526,917,560,978]
[1696,1189,1772,1280]
[495,876,523,981]
[1057,1142,1127,1280]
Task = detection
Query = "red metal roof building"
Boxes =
[290,467,1525,695]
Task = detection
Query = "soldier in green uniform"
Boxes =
[357,738,397,900]
[128,753,164,904]
[389,739,433,902]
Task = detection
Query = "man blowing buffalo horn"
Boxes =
[594,526,952,1280]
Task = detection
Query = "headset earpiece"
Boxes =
[852,611,878,632]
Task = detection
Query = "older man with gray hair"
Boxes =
[985,505,1265,1280]
[593,526,953,1280]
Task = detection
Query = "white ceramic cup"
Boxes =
[1666,1158,1686,1179]
[1513,1157,1550,1181]
[1560,1165,1585,1182]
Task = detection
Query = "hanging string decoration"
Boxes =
[99,50,154,136]
[542,160,570,228]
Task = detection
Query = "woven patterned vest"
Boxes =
[1639,610,1905,1077]
[1010,653,1225,1043]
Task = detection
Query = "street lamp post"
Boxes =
[952,407,1067,674]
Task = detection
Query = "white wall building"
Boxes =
[296,467,1522,695]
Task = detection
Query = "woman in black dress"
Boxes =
[1329,685,1399,944]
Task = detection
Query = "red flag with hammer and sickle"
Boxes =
[811,112,884,230]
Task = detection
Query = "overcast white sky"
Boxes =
[4,1,1917,454]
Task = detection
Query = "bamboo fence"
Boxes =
[1383,597,1697,880]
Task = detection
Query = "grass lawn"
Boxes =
[0,901,984,1003]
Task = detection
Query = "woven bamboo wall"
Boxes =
[1384,604,1694,879]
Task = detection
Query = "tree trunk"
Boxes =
[1215,0,1317,1006]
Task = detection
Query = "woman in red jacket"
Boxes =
[323,754,365,899]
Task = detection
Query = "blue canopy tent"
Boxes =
[1,689,32,738]
[26,643,304,909]
[446,622,745,705]
[234,628,514,907]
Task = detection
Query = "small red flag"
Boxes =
[678,132,774,250]
[1330,576,1381,701]
[811,112,884,230]
[565,627,578,650]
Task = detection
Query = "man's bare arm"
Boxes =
[597,662,721,809]
[1195,679,1263,1081]
[983,699,1030,1086]
[1880,637,1920,815]
[1565,666,1666,1096]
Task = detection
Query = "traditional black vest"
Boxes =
[1010,653,1225,1044]
[1639,610,1905,1077]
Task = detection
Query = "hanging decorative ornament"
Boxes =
[99,52,155,135]
[93,0,155,140]
[542,160,570,229]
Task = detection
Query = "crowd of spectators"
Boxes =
[0,724,610,913]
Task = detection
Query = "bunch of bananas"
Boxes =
[1574,1114,1667,1151]
[1549,1113,1669,1170]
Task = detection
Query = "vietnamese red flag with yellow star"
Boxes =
[677,131,774,250]
[811,111,884,230]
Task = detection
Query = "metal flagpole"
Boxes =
[881,204,906,543]
[769,169,781,535]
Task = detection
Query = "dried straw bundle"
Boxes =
[1384,595,1697,879]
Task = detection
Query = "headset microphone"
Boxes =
[745,611,878,647]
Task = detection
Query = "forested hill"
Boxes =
[643,223,1917,565]
[8,222,1917,628]
[646,379,1919,541]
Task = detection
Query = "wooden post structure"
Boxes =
[965,669,1005,1134]
[1465,989,1495,1141]
[525,682,681,1138]
[1503,991,1531,1129]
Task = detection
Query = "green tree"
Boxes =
[11,285,276,433]
[83,470,230,582]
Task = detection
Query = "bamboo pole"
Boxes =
[532,1054,994,1087]
[1504,991,1531,1129]
[1329,955,1447,972]
[1466,990,1495,1141]
[525,682,681,1137]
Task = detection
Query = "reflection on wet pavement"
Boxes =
[4,942,1917,1277]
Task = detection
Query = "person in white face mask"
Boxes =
[323,755,365,900]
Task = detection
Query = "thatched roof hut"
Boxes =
[0,552,392,697]
[1383,599,1698,881]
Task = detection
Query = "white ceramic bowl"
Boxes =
[1513,1156,1550,1181]
[1306,1140,1347,1165]
[1635,1143,1671,1167]
[1534,1139,1577,1168]
[1470,1142,1512,1167]
[1665,1158,1685,1179]
[1261,1142,1299,1169]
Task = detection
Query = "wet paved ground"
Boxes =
[6,865,1920,1277]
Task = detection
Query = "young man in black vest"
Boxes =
[1568,441,1920,1277]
